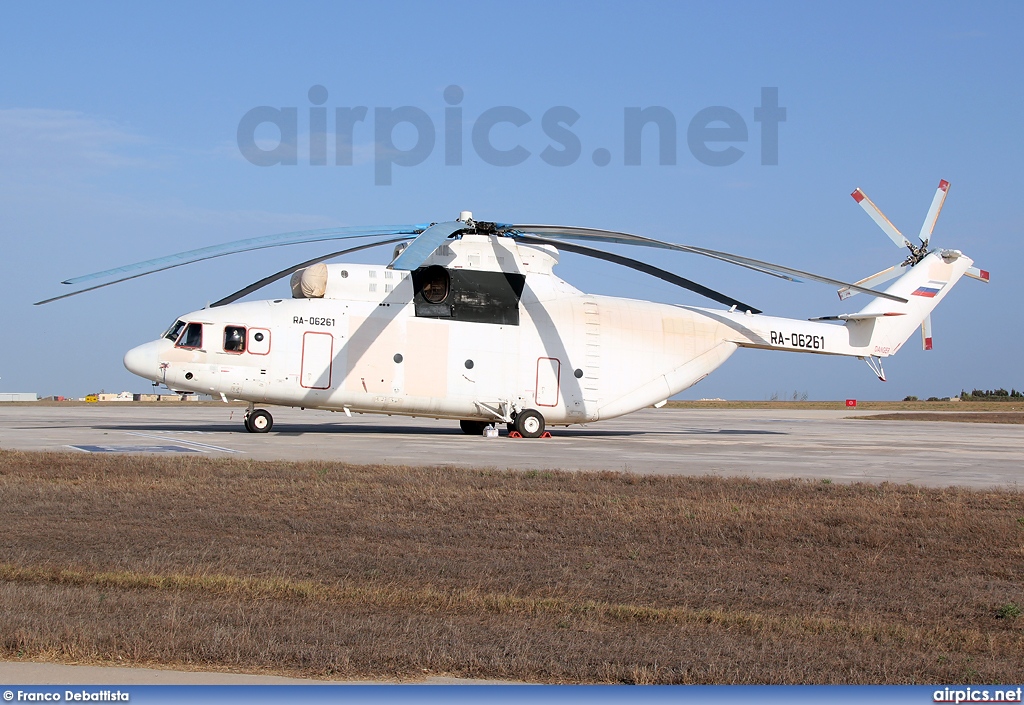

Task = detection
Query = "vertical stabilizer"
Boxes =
[848,251,971,355]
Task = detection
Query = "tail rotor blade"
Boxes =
[917,179,950,248]
[921,313,933,351]
[851,188,913,249]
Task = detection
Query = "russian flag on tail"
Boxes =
[912,280,946,298]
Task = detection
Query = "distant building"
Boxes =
[97,392,134,402]
[133,394,193,402]
[67,392,218,402]
[0,393,38,402]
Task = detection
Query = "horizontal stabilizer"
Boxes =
[964,266,990,283]
[809,312,906,322]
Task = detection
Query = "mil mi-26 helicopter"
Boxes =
[39,180,987,438]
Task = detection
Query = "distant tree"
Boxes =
[903,395,918,402]
[963,388,1020,401]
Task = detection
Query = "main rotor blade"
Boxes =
[516,234,762,314]
[389,221,467,271]
[210,237,411,307]
[850,189,913,249]
[37,226,426,305]
[837,264,903,301]
[917,179,950,247]
[62,224,428,285]
[35,268,174,305]
[511,225,796,280]
[511,225,908,303]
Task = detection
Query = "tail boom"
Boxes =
[718,251,972,359]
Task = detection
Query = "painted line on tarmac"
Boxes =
[68,444,201,454]
[124,432,243,454]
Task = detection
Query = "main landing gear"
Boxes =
[507,409,546,438]
[460,408,548,438]
[244,408,273,433]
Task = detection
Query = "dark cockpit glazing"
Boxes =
[163,320,186,342]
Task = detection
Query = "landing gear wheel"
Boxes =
[513,409,545,438]
[245,409,273,433]
[460,420,489,435]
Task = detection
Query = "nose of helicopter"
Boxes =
[123,340,165,381]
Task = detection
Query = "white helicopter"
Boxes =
[39,181,988,438]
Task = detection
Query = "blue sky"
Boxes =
[1,1,1020,400]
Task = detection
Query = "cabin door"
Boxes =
[535,357,560,407]
[301,332,334,389]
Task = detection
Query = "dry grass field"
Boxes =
[1,450,1022,684]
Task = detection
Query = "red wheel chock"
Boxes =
[508,431,523,438]
[540,432,552,438]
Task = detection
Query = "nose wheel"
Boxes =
[244,408,274,433]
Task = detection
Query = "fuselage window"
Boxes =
[176,322,203,349]
[421,266,450,303]
[224,326,246,353]
[163,320,186,342]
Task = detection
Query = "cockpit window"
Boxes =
[163,320,186,342]
[224,325,246,353]
[176,322,203,349]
